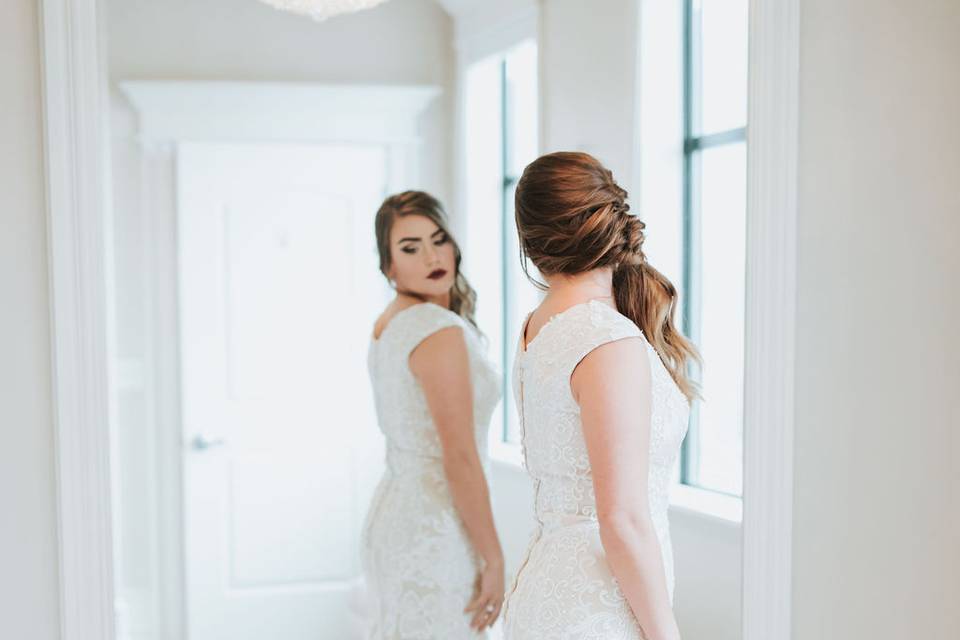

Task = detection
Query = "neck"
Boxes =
[396,289,451,309]
[542,268,615,304]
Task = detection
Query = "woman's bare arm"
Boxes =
[572,337,682,640]
[409,325,505,630]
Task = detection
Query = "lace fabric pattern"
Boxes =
[361,302,502,639]
[502,300,690,640]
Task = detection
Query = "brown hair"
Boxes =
[514,151,701,402]
[375,190,479,329]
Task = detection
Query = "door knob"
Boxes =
[190,435,226,451]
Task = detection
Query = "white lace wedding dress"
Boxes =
[361,302,501,639]
[502,300,690,640]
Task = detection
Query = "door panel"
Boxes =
[178,142,388,639]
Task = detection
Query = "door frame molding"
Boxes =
[40,0,798,639]
[741,1,799,638]
[40,0,115,638]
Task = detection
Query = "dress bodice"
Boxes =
[511,299,690,597]
[367,302,501,475]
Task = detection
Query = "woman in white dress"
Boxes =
[502,152,701,640]
[361,190,505,638]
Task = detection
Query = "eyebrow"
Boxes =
[398,228,445,243]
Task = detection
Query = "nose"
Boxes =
[424,242,440,265]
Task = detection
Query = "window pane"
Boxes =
[503,39,541,444]
[693,140,745,496]
[463,56,507,440]
[503,180,543,444]
[504,39,538,179]
[464,41,540,447]
[694,0,748,136]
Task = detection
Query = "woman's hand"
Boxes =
[464,555,505,631]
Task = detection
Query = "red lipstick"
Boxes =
[428,269,447,280]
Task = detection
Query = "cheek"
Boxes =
[441,243,457,267]
[390,251,416,279]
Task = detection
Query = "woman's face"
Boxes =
[387,214,457,298]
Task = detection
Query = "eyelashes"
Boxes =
[400,234,449,254]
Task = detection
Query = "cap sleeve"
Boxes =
[563,301,643,377]
[393,302,465,361]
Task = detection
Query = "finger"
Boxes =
[471,605,486,630]
[463,594,481,614]
[487,600,503,628]
[468,586,492,615]
[476,599,498,631]
[471,601,493,630]
[476,610,489,631]
[480,599,501,631]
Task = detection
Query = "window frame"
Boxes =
[460,33,539,453]
[679,0,748,495]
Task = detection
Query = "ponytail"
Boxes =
[613,262,701,403]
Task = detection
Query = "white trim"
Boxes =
[118,81,441,145]
[39,0,116,639]
[143,141,187,640]
[669,484,743,528]
[742,0,799,639]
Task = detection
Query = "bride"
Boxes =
[502,152,701,640]
[361,190,505,638]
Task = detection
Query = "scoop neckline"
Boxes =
[370,301,451,345]
[520,298,615,355]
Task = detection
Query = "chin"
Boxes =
[424,281,451,297]
[399,273,456,300]
[421,276,455,298]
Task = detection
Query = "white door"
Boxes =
[177,142,389,639]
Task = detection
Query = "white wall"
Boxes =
[792,0,960,636]
[539,0,640,193]
[0,1,62,639]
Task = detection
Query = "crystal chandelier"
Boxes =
[258,0,390,22]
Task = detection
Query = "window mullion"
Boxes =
[681,0,702,487]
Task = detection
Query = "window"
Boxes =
[463,39,539,450]
[679,0,749,497]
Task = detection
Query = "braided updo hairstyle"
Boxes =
[514,151,701,402]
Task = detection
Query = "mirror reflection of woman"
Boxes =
[502,152,701,640]
[361,191,505,638]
